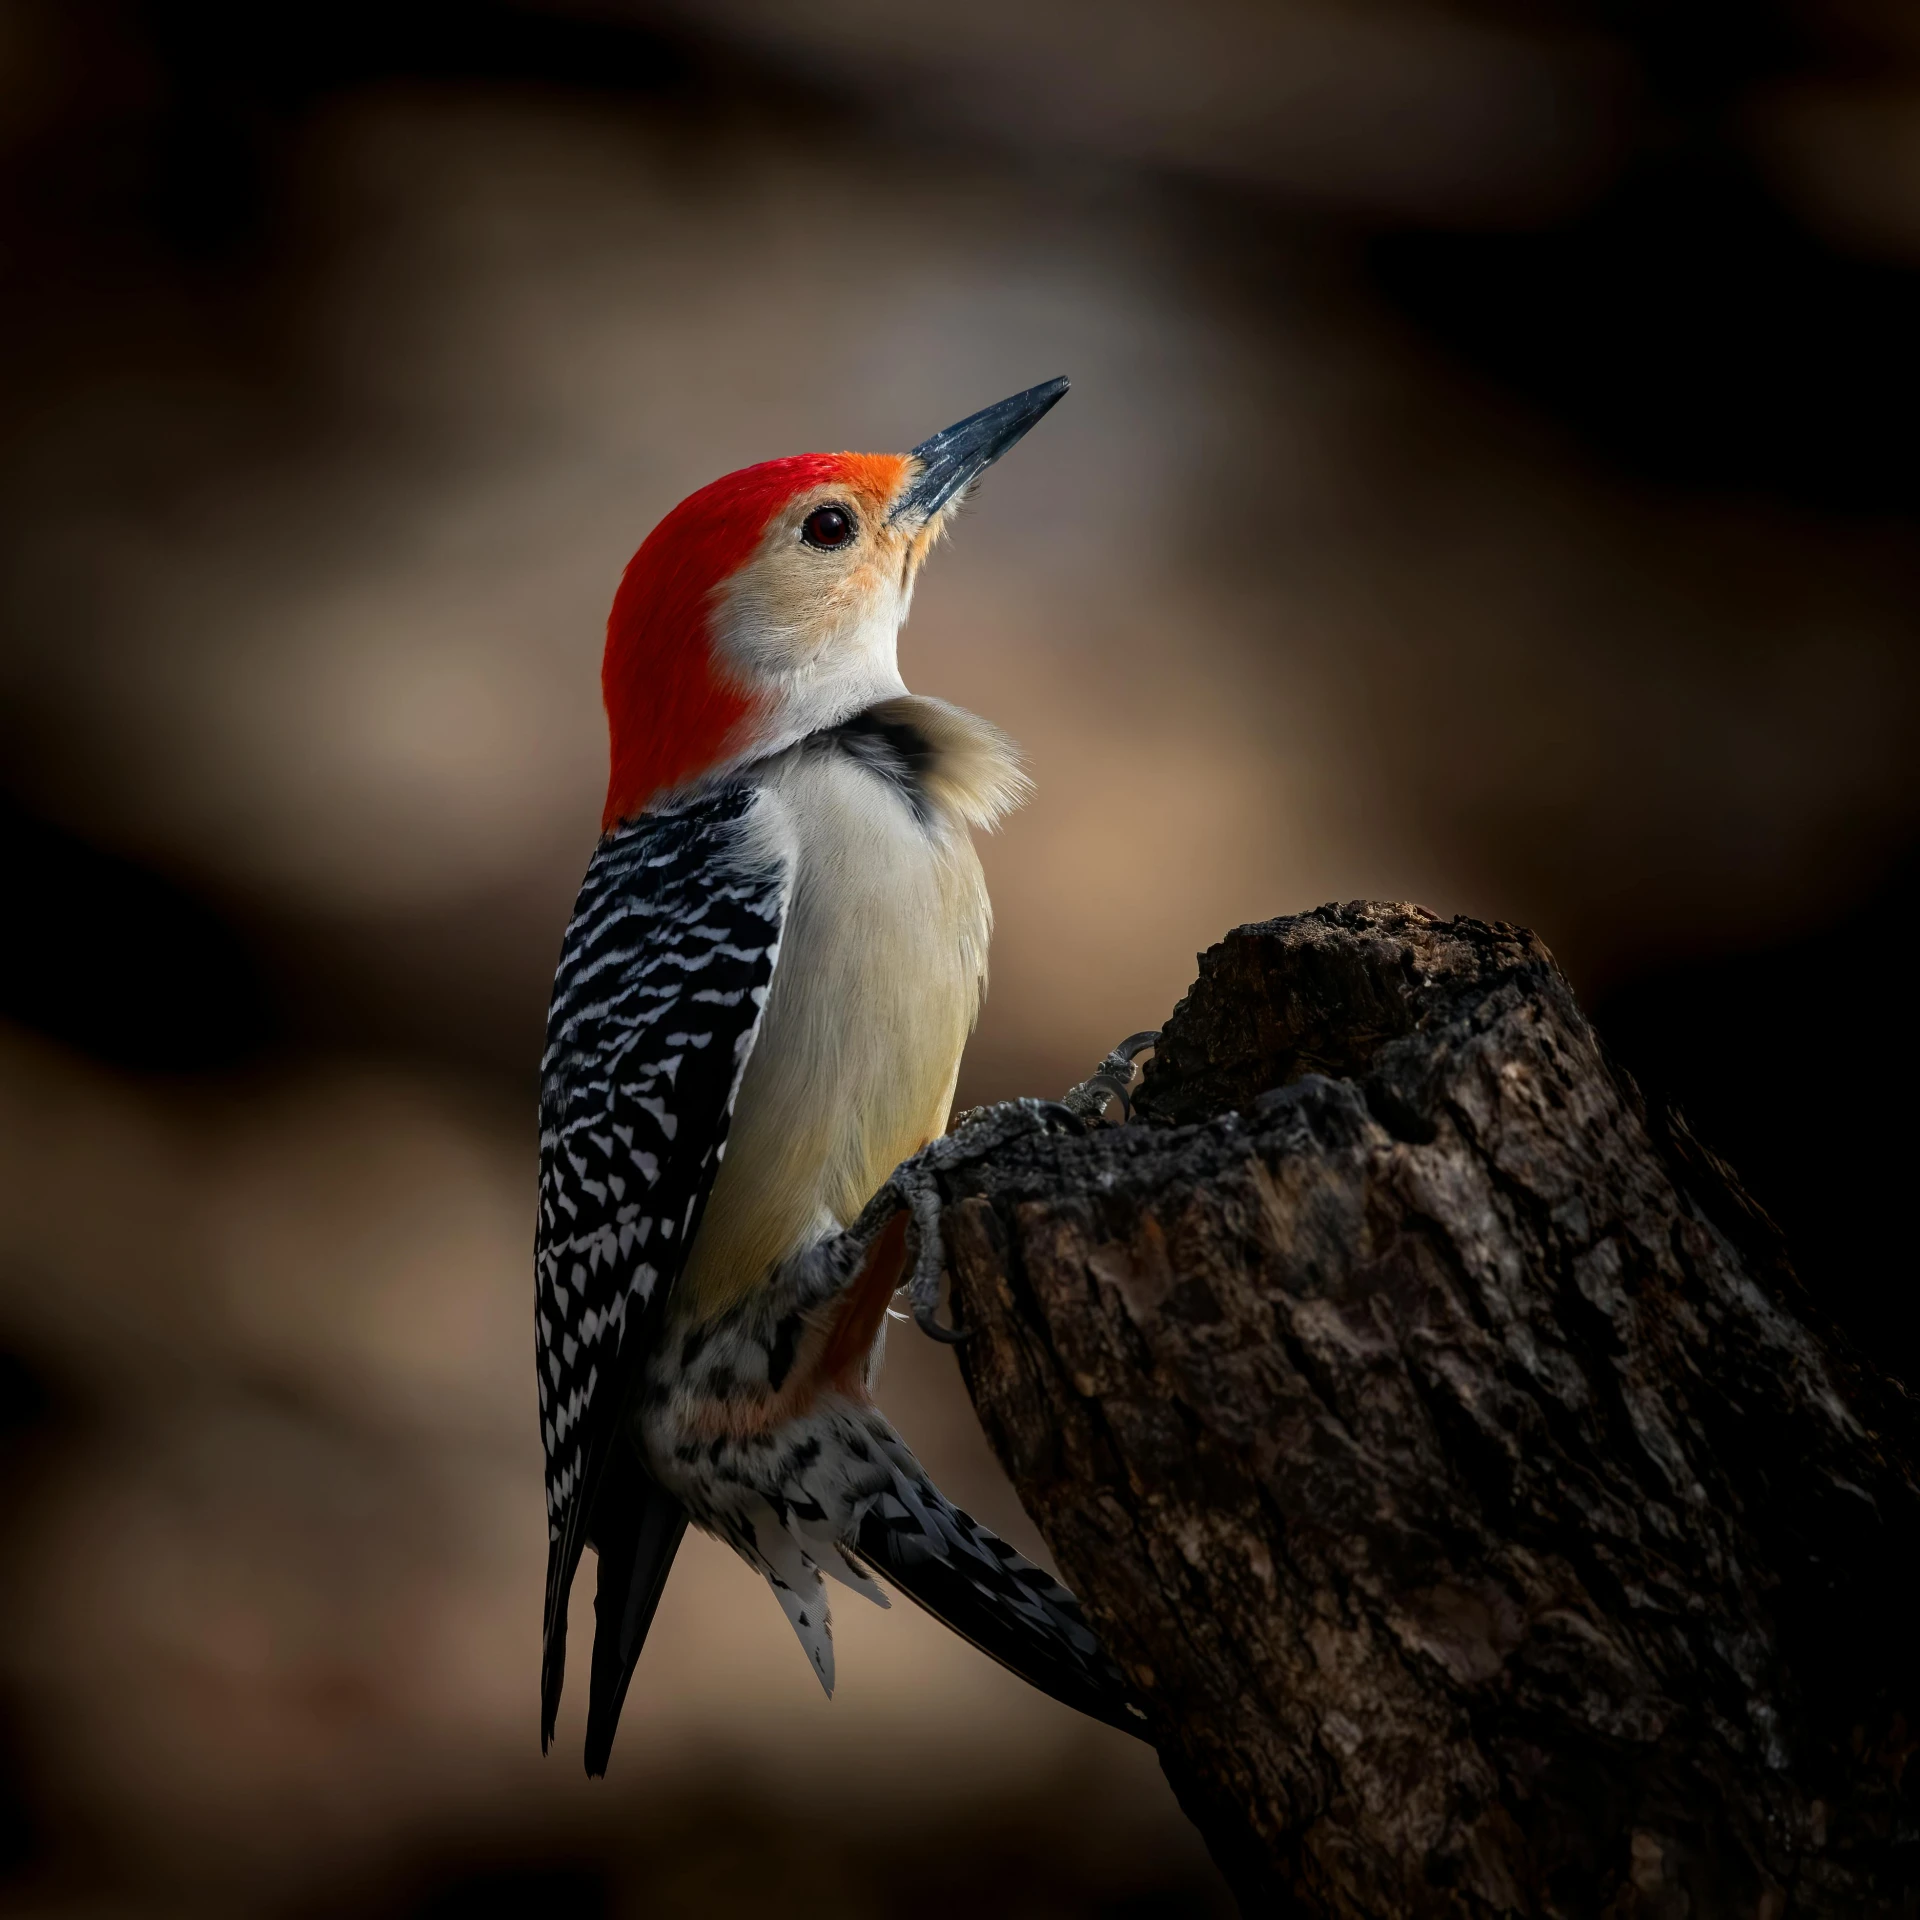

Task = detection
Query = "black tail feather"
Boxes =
[582,1445,689,1776]
[852,1499,1147,1740]
[539,1533,576,1755]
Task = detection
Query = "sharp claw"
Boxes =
[882,1091,1112,1343]
[892,1169,959,1345]
[1061,1031,1163,1126]
[914,1296,970,1343]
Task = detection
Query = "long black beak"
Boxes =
[891,377,1070,524]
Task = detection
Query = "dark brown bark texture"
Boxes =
[936,904,1920,1918]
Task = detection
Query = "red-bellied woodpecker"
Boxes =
[536,379,1155,1773]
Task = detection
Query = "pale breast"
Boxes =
[674,718,997,1320]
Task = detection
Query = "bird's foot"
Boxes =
[1058,1028,1160,1125]
[876,1032,1161,1342]
[860,1099,1071,1344]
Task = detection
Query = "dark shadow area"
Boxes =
[0,1702,37,1893]
[1594,848,1920,1384]
[403,1859,610,1920]
[0,793,275,1072]
[350,1794,1232,1920]
[1371,0,1920,513]
[0,1343,65,1886]
[1373,151,1920,513]
[8,0,765,283]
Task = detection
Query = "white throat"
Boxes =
[711,563,915,754]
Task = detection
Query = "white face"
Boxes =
[710,469,946,748]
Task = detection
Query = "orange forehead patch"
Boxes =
[825,450,910,511]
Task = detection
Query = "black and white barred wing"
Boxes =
[535,783,788,1652]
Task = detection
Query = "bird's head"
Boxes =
[600,377,1068,828]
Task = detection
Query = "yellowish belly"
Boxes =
[675,750,990,1320]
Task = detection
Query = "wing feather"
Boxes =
[535,780,789,1747]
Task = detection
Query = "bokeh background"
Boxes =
[2,3,1917,1914]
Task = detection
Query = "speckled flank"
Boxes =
[635,1244,1133,1723]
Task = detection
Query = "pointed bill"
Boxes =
[891,376,1070,523]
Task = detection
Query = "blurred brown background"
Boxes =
[1,2,1916,1914]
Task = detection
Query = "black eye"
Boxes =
[801,505,854,550]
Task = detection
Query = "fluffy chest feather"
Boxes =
[674,697,1027,1320]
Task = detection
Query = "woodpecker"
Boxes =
[536,378,1154,1773]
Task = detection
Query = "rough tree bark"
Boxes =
[933,904,1918,1918]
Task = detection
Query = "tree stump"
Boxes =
[936,904,1919,1918]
